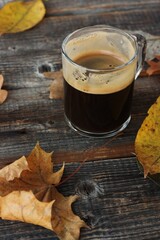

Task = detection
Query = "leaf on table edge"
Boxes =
[0,89,8,104]
[43,71,64,100]
[135,96,160,177]
[0,74,4,89]
[0,143,87,240]
[0,74,8,104]
[0,0,46,34]
[146,55,160,76]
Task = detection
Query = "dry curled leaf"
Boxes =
[49,77,64,99]
[146,55,160,76]
[0,156,29,181]
[43,71,64,99]
[0,74,8,104]
[0,190,54,230]
[0,143,86,240]
[0,89,8,104]
[0,0,46,34]
[0,74,4,89]
[135,96,160,177]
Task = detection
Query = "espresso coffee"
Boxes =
[74,52,124,70]
[64,52,134,134]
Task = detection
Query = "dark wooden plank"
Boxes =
[0,157,160,239]
[44,0,160,18]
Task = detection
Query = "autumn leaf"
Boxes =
[135,96,160,177]
[146,55,160,76]
[0,74,4,89]
[0,0,46,34]
[0,156,29,181]
[0,143,86,240]
[0,89,8,104]
[43,70,64,99]
[0,74,8,104]
[0,190,54,230]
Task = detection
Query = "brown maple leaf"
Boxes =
[0,143,86,240]
[0,190,54,230]
[43,70,64,99]
[146,55,160,76]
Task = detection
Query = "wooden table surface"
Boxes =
[0,0,160,239]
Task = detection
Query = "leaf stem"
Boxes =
[56,157,87,186]
[56,132,122,186]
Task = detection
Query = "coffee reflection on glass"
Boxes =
[62,25,146,137]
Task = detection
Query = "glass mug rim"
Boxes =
[62,25,138,73]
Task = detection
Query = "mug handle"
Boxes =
[133,34,147,79]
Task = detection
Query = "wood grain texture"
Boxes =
[1,157,160,239]
[0,0,160,239]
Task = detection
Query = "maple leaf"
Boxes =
[146,55,160,76]
[0,143,86,240]
[135,96,160,177]
[0,156,29,181]
[0,190,54,230]
[0,0,46,34]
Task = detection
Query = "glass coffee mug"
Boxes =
[62,25,146,137]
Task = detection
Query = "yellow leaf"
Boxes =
[0,89,8,104]
[135,96,160,177]
[0,0,46,34]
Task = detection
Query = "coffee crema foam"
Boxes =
[62,31,137,94]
